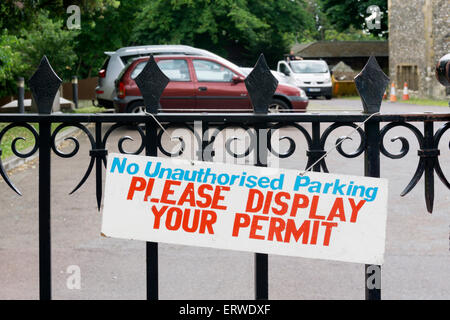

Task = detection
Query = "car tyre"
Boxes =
[127,101,146,114]
[325,95,332,100]
[268,98,290,113]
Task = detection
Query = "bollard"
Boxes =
[72,76,78,109]
[17,77,25,114]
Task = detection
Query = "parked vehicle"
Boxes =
[240,67,307,93]
[114,55,308,113]
[277,59,332,99]
[95,45,223,108]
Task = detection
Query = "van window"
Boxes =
[279,63,289,74]
[290,61,328,73]
[131,59,190,81]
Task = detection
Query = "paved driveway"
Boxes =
[0,98,449,299]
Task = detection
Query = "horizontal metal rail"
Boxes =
[1,112,450,123]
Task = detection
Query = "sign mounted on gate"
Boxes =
[102,153,388,265]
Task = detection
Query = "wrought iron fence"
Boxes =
[0,53,449,300]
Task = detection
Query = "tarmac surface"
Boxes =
[0,98,449,299]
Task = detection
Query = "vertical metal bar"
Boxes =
[423,121,435,212]
[17,77,25,114]
[255,124,268,300]
[255,252,268,299]
[364,118,381,300]
[145,120,158,300]
[72,76,78,109]
[311,121,321,172]
[95,122,103,210]
[39,119,52,300]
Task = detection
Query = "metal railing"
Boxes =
[0,53,449,300]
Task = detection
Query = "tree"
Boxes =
[74,0,144,78]
[0,0,120,33]
[0,1,39,33]
[320,0,388,38]
[131,0,314,68]
[16,11,78,81]
[0,10,79,96]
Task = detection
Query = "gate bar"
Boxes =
[145,121,159,299]
[39,119,52,300]
[364,119,381,300]
[255,124,268,299]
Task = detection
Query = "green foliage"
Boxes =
[300,0,383,41]
[0,0,120,27]
[0,33,26,96]
[320,0,388,38]
[132,0,314,68]
[74,0,146,78]
[16,11,78,81]
[0,1,39,33]
[323,26,379,41]
[0,10,78,97]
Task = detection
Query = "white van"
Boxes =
[277,59,332,99]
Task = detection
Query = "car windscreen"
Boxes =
[290,61,328,73]
[121,54,152,65]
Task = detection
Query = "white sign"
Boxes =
[102,153,388,265]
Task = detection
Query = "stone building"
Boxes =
[389,0,449,99]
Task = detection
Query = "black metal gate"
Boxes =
[0,54,449,300]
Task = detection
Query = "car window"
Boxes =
[193,59,235,82]
[279,63,289,74]
[101,57,110,70]
[131,59,191,81]
[121,54,141,65]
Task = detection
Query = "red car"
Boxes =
[114,55,308,113]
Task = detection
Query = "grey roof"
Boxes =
[292,41,388,58]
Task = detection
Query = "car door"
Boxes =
[155,58,196,111]
[191,58,251,111]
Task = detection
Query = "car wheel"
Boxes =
[325,95,332,100]
[268,98,290,113]
[127,101,146,114]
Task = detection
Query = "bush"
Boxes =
[0,33,25,97]
[16,11,79,81]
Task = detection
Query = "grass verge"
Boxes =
[67,106,108,114]
[399,97,449,107]
[336,95,449,106]
[0,123,40,159]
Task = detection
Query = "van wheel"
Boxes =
[325,95,332,100]
[127,101,146,114]
[268,98,289,113]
